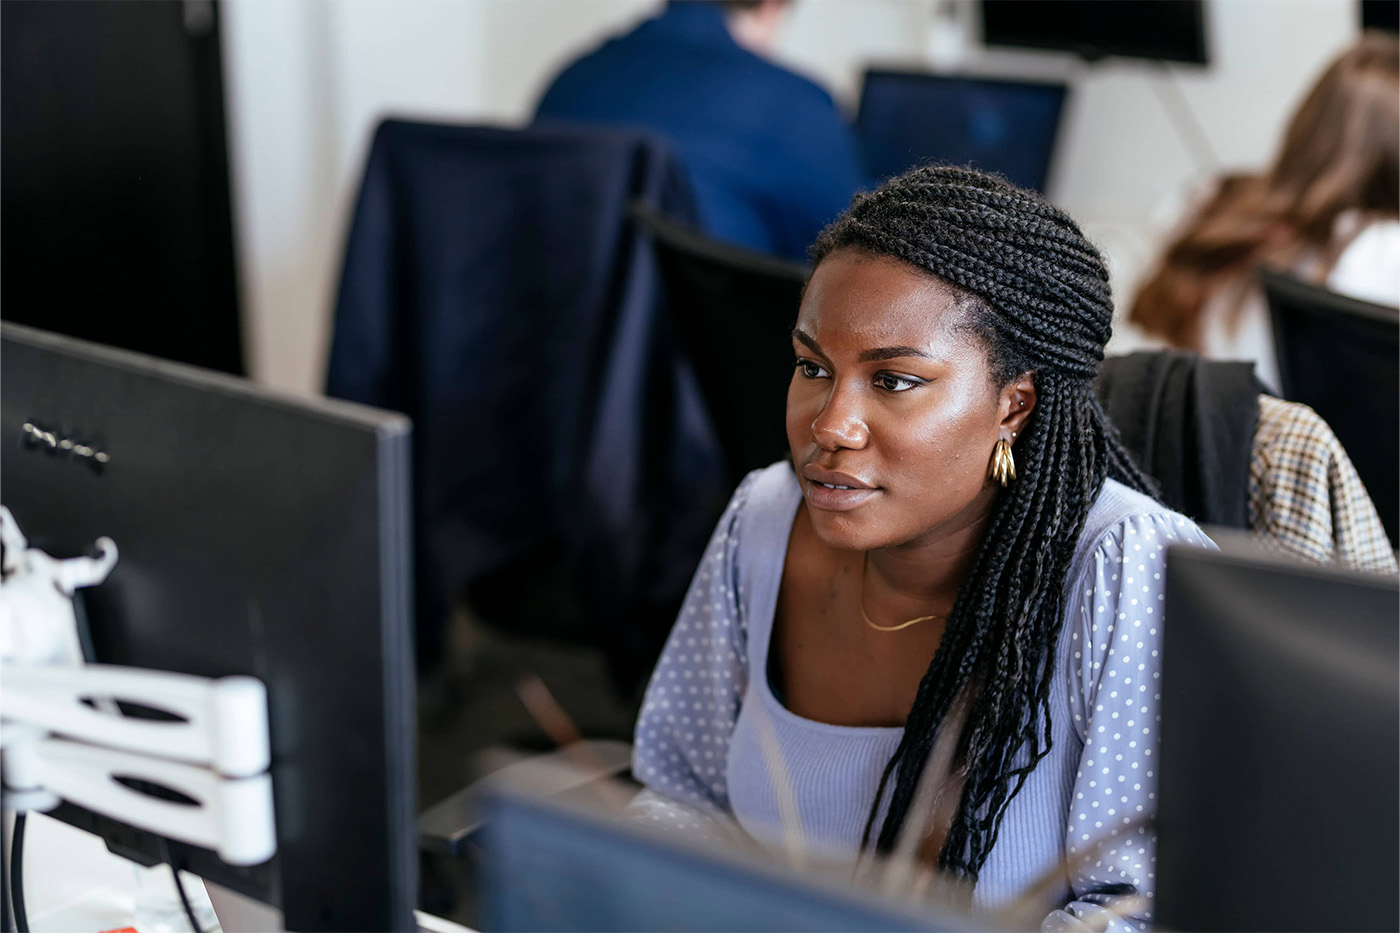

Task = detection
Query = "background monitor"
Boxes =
[979,1,1209,65]
[856,70,1068,193]
[1,323,418,931]
[476,788,993,932]
[1156,534,1399,932]
[1362,0,1400,34]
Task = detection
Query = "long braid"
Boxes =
[814,166,1154,882]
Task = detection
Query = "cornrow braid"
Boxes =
[810,165,1156,882]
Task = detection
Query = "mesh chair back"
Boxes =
[1263,267,1399,546]
[634,206,809,485]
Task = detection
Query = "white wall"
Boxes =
[222,0,1357,396]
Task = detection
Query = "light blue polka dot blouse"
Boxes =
[629,462,1216,931]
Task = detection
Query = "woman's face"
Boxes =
[786,249,1032,553]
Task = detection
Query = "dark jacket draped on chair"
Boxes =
[327,119,726,685]
[1096,350,1262,529]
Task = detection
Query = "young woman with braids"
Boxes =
[628,166,1214,929]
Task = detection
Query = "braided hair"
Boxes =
[810,166,1156,881]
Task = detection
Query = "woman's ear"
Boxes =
[998,372,1037,444]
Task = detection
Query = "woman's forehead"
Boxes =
[797,250,969,350]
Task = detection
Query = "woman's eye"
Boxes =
[875,373,922,392]
[795,359,828,379]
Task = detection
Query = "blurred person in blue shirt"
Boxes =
[535,0,864,263]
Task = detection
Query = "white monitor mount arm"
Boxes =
[0,505,276,866]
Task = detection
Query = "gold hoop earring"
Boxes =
[990,438,1017,487]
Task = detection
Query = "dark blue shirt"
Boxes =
[535,1,863,262]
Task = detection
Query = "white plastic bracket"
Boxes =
[9,735,275,866]
[1,665,270,777]
[0,505,277,866]
[0,504,117,667]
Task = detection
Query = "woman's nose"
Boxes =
[810,383,869,451]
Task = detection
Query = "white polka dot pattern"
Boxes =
[1046,512,1215,933]
[628,471,757,838]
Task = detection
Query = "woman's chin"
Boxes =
[805,505,884,552]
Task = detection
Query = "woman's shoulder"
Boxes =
[728,461,801,524]
[716,461,803,562]
[715,462,802,646]
[1059,481,1215,729]
[1329,216,1400,307]
[1070,479,1214,583]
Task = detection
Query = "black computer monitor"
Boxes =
[1362,0,1399,35]
[475,788,993,932]
[0,324,418,931]
[856,70,1068,193]
[1157,533,1399,932]
[980,1,1208,65]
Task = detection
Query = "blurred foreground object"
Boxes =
[1158,532,1399,931]
[2,323,418,931]
[474,786,995,932]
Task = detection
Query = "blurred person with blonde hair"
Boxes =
[1128,32,1400,389]
[535,0,864,263]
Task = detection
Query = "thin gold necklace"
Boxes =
[859,552,947,633]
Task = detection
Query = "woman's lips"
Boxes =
[802,477,880,511]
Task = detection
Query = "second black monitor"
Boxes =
[856,70,1068,193]
[1157,535,1399,931]
[1,323,418,931]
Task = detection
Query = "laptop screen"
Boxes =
[856,70,1068,193]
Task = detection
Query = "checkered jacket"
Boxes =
[1249,395,1397,575]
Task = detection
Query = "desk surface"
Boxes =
[19,811,471,933]
[21,811,222,933]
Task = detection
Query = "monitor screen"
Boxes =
[1362,0,1399,34]
[856,70,1068,193]
[980,1,1208,65]
[1,323,418,931]
[1157,534,1399,931]
[476,789,993,932]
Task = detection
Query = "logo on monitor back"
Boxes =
[20,421,109,473]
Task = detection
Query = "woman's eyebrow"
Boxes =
[858,345,934,362]
[792,328,826,357]
[793,329,935,363]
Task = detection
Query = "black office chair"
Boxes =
[632,205,810,487]
[1262,268,1400,547]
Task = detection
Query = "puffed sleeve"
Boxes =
[1044,511,1215,933]
[627,473,757,840]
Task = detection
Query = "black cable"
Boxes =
[9,814,26,933]
[157,837,204,933]
[1150,58,1221,174]
[2,798,12,933]
[72,591,99,665]
[168,862,203,933]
